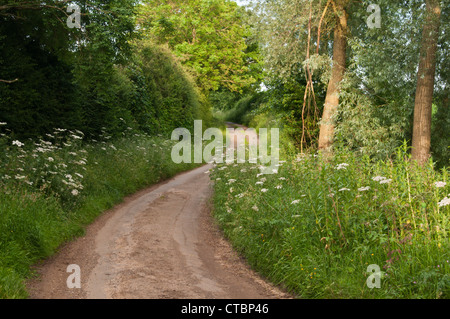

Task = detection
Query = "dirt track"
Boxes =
[26,126,290,299]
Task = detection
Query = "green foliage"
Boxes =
[431,97,450,168]
[0,0,138,138]
[0,1,207,139]
[210,145,450,298]
[223,93,267,125]
[0,126,200,298]
[125,41,208,134]
[137,0,261,93]
[251,0,449,163]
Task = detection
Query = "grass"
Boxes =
[209,143,450,299]
[0,126,200,299]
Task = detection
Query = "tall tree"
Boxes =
[137,0,258,93]
[317,0,349,151]
[252,0,350,151]
[411,0,442,165]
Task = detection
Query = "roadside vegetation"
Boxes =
[210,145,449,298]
[0,124,200,298]
[1,0,448,300]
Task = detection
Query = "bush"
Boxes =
[126,42,210,135]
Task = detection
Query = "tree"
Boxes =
[0,0,138,137]
[136,0,258,93]
[252,0,349,151]
[317,0,349,151]
[411,0,442,165]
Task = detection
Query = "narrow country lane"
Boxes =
[26,125,290,299]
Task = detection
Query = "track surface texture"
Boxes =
[27,125,290,299]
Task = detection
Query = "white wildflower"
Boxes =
[47,157,54,162]
[252,205,259,211]
[75,173,84,179]
[255,181,264,185]
[261,188,268,193]
[279,177,286,180]
[379,179,392,184]
[15,175,26,180]
[435,181,447,188]
[339,188,351,192]
[228,179,236,184]
[358,186,371,192]
[275,185,282,189]
[372,176,386,182]
[12,140,24,147]
[71,189,79,196]
[438,197,450,207]
[0,122,7,125]
[291,200,300,204]
[335,163,349,170]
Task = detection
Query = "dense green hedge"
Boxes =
[0,38,208,140]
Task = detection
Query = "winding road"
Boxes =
[26,125,289,299]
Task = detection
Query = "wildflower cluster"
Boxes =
[210,146,449,299]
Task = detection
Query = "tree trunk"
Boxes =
[411,0,441,165]
[318,1,348,151]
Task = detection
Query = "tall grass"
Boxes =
[210,144,449,298]
[0,125,199,299]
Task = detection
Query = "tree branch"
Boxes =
[316,0,331,55]
[0,78,19,83]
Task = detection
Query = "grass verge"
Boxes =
[209,144,449,298]
[0,128,200,298]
